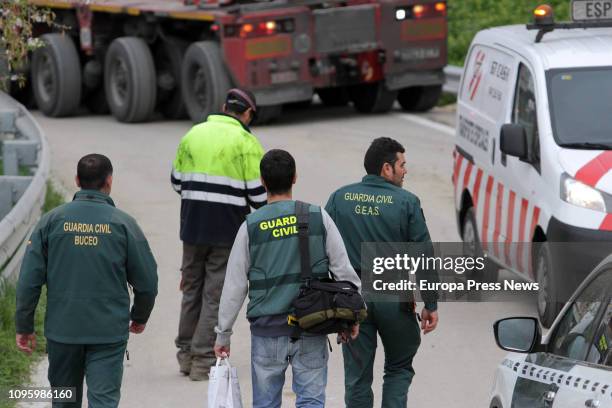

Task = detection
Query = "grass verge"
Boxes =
[0,182,64,408]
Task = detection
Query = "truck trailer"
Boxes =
[17,0,448,123]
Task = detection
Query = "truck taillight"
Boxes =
[395,3,446,20]
[225,18,294,38]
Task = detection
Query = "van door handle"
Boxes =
[585,399,600,408]
[543,390,556,403]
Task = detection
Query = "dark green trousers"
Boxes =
[343,302,421,408]
[47,339,127,408]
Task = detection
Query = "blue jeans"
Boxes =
[251,335,328,408]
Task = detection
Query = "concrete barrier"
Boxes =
[0,92,49,287]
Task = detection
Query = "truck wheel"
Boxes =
[252,105,282,125]
[31,33,81,117]
[462,207,499,283]
[155,39,188,119]
[104,37,156,123]
[397,85,442,112]
[317,87,349,106]
[181,41,230,123]
[349,82,397,113]
[535,243,562,328]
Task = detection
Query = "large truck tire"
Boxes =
[317,87,349,107]
[397,85,442,112]
[349,82,397,113]
[181,41,230,123]
[104,37,156,123]
[31,33,81,117]
[155,39,188,119]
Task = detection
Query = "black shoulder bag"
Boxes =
[289,201,367,339]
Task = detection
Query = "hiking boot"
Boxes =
[189,359,211,381]
[177,350,192,375]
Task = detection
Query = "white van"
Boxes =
[453,2,612,327]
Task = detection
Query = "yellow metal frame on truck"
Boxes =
[28,0,216,21]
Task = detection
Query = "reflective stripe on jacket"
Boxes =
[171,114,266,245]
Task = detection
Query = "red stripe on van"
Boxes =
[517,198,529,272]
[472,168,484,211]
[493,182,504,258]
[600,214,612,231]
[481,176,494,249]
[575,151,612,187]
[463,161,473,194]
[504,191,516,266]
[453,154,464,188]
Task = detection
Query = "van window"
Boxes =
[547,67,612,149]
[512,64,540,166]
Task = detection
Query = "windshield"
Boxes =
[547,67,612,149]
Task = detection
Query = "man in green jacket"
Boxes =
[15,154,158,408]
[171,88,266,380]
[325,137,439,408]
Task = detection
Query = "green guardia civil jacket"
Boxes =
[15,190,158,344]
[325,175,437,310]
[245,200,329,318]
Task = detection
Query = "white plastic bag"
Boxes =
[208,358,243,408]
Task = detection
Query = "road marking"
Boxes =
[392,113,455,137]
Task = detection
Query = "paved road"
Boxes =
[28,104,536,407]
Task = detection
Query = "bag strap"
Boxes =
[295,201,312,281]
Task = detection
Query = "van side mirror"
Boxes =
[494,317,541,353]
[500,124,529,160]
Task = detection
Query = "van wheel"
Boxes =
[535,243,562,328]
[31,33,82,117]
[349,82,397,113]
[181,41,230,123]
[397,85,442,112]
[317,87,349,106]
[462,207,499,283]
[105,37,156,123]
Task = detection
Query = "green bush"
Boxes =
[0,285,47,408]
[448,0,571,66]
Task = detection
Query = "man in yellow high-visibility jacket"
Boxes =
[170,88,266,380]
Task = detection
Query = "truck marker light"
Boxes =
[240,23,254,38]
[413,5,425,18]
[435,3,446,13]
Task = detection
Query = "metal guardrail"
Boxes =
[0,92,49,287]
[444,65,462,95]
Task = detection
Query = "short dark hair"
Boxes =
[260,149,295,195]
[77,154,113,190]
[364,137,405,175]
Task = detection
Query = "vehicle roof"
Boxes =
[474,24,612,70]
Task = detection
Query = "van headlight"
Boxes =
[560,173,607,212]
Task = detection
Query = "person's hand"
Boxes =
[214,344,230,359]
[338,324,360,343]
[129,322,146,334]
[16,333,36,355]
[420,309,438,334]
